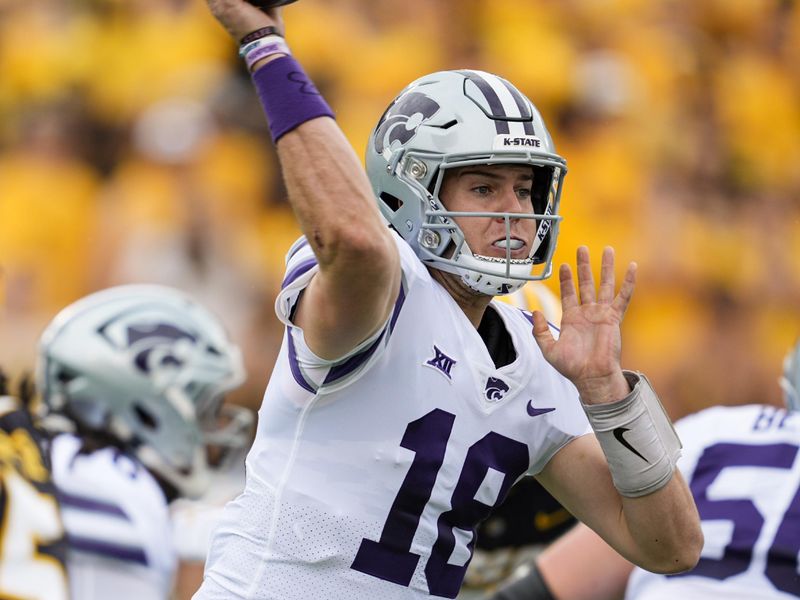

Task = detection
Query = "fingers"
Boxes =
[208,0,282,41]
[559,263,578,311]
[576,246,596,305]
[562,246,635,314]
[612,261,637,316]
[531,310,555,355]
[597,246,615,304]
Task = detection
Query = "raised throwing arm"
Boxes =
[205,1,400,360]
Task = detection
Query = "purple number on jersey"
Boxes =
[351,409,530,598]
[678,442,800,595]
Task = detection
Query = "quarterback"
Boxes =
[197,2,703,599]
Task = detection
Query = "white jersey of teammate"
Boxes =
[626,404,800,600]
[171,459,247,562]
[200,233,591,600]
[50,433,178,599]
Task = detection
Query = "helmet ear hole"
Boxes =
[380,192,404,213]
[56,367,78,385]
[133,403,159,431]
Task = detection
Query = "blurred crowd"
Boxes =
[1,0,798,417]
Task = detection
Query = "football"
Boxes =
[246,0,298,8]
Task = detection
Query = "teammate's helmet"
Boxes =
[781,338,800,412]
[36,285,246,498]
[366,70,567,295]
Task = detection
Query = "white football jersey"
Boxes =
[50,433,177,599]
[198,233,590,600]
[626,404,800,600]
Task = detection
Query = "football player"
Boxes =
[489,337,800,600]
[196,3,702,599]
[0,370,68,600]
[36,285,251,600]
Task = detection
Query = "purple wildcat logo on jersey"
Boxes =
[485,377,510,402]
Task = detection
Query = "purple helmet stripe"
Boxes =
[459,71,510,134]
[499,78,536,136]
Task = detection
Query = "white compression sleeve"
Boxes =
[581,371,682,497]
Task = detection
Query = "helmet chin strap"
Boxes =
[459,260,531,296]
[421,234,536,296]
[453,231,538,296]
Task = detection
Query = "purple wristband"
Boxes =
[252,55,335,143]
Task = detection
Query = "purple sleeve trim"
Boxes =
[57,489,130,519]
[284,275,407,391]
[322,276,407,386]
[252,55,335,143]
[68,535,148,566]
[281,256,318,290]
[520,308,559,333]
[287,329,318,393]
[286,237,310,262]
[388,276,407,333]
[322,330,387,385]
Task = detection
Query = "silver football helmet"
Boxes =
[37,285,248,498]
[366,69,567,295]
[781,338,800,412]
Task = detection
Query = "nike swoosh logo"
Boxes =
[612,427,649,463]
[527,400,556,417]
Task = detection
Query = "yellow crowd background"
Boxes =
[1,0,798,418]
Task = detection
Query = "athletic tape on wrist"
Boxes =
[582,371,682,498]
[240,35,291,72]
[251,55,335,143]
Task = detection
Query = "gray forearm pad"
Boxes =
[582,371,682,498]
[488,562,556,600]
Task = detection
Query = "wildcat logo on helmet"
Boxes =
[98,313,198,374]
[373,91,441,155]
[493,135,542,150]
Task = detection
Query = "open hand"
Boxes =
[206,0,284,42]
[532,246,636,405]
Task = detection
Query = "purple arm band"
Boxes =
[252,55,335,143]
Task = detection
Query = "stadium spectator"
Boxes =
[36,285,253,599]
[193,2,701,599]
[488,337,800,600]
